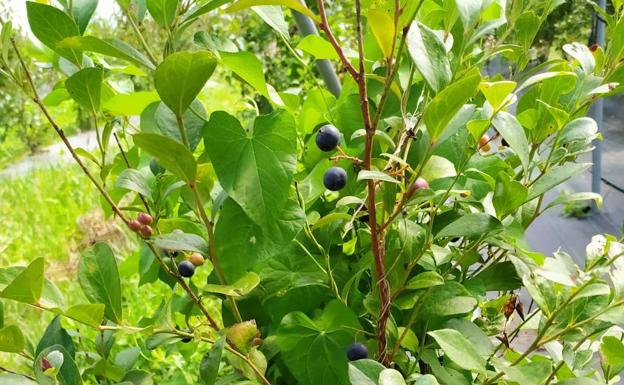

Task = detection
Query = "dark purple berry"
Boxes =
[316,124,341,152]
[323,167,347,191]
[346,342,368,361]
[178,260,195,278]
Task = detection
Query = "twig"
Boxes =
[315,0,359,80]
[0,366,36,381]
[114,132,152,215]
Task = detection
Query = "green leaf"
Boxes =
[544,192,602,211]
[181,0,232,23]
[499,360,552,385]
[121,369,153,385]
[26,2,82,64]
[204,110,297,226]
[379,369,406,385]
[220,51,282,105]
[550,378,602,385]
[226,0,317,21]
[465,261,522,292]
[516,71,576,93]
[115,169,152,199]
[357,170,400,184]
[58,36,155,69]
[65,67,102,113]
[146,0,179,27]
[428,329,486,373]
[424,68,481,141]
[154,51,217,115]
[297,35,338,60]
[492,174,528,218]
[78,243,122,323]
[480,81,516,110]
[153,100,206,151]
[407,22,452,93]
[453,0,482,30]
[216,198,304,281]
[445,319,494,357]
[200,335,225,385]
[1,258,44,304]
[609,16,624,64]
[103,91,160,116]
[276,300,360,385]
[154,232,209,254]
[564,42,595,75]
[0,325,24,353]
[435,213,502,239]
[526,163,591,201]
[36,316,75,358]
[412,375,440,385]
[348,359,385,385]
[601,336,624,380]
[0,374,37,385]
[65,304,105,327]
[368,9,394,58]
[71,0,98,34]
[420,282,477,318]
[134,133,197,182]
[405,271,444,290]
[257,246,326,321]
[204,272,260,297]
[421,155,456,181]
[254,6,290,39]
[114,347,141,371]
[34,345,83,385]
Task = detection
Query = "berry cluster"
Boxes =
[128,212,154,238]
[316,124,348,191]
[177,252,205,278]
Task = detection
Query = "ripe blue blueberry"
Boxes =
[178,260,195,278]
[346,342,368,361]
[316,124,341,152]
[323,167,347,191]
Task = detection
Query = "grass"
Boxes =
[0,164,213,382]
[0,164,101,267]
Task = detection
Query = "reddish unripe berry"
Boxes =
[137,212,153,225]
[140,225,153,238]
[189,252,205,266]
[128,220,142,232]
[406,177,430,199]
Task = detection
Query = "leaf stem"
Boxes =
[189,184,243,323]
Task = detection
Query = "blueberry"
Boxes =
[316,124,341,152]
[346,342,368,361]
[178,260,195,278]
[323,167,347,191]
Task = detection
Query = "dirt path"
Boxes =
[0,130,99,178]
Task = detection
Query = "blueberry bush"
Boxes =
[1,0,624,384]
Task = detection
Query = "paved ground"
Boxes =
[526,95,624,262]
[0,130,99,178]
